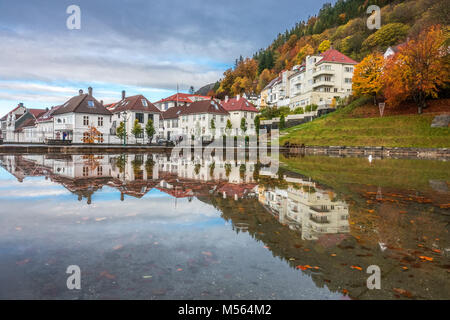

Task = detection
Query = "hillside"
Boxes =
[211,0,449,98]
[280,97,450,148]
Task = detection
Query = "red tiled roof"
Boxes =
[154,93,210,104]
[222,97,258,112]
[108,95,160,114]
[180,100,229,116]
[317,49,357,65]
[37,105,62,122]
[28,108,47,119]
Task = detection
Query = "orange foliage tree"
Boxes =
[82,126,104,144]
[352,53,385,105]
[383,25,450,114]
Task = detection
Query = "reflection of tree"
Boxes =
[239,164,246,180]
[116,155,127,174]
[82,155,103,171]
[145,157,155,177]
[225,163,232,177]
[209,162,215,178]
[194,163,201,176]
[131,155,144,178]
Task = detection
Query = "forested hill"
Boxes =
[208,0,449,98]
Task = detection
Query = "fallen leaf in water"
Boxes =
[417,244,424,248]
[202,251,213,257]
[432,249,441,254]
[367,209,375,213]
[81,217,89,221]
[16,258,30,265]
[296,265,308,271]
[393,288,412,298]
[331,253,337,257]
[113,245,123,251]
[95,217,107,222]
[289,258,296,261]
[342,289,349,295]
[100,271,116,279]
[15,227,22,231]
[264,246,270,249]
[177,268,183,272]
[402,266,409,270]
[142,275,152,279]
[351,265,363,271]
[419,256,433,262]
[399,211,407,214]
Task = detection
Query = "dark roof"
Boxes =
[222,97,258,112]
[162,105,187,120]
[53,94,112,116]
[108,95,160,113]
[37,106,62,122]
[180,100,229,116]
[15,118,36,132]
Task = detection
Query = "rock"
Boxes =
[431,115,450,128]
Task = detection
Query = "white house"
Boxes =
[52,87,113,143]
[221,95,259,136]
[107,91,162,144]
[178,99,230,140]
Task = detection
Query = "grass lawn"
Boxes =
[280,97,450,148]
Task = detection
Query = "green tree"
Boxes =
[254,115,261,136]
[362,23,410,53]
[226,119,232,135]
[279,114,286,129]
[131,119,143,144]
[145,119,155,144]
[240,118,247,135]
[116,121,127,144]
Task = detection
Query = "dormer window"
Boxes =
[142,99,148,107]
[88,100,94,108]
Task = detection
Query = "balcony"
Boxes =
[314,67,334,77]
[310,206,330,213]
[309,214,330,224]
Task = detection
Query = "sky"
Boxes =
[0,0,332,115]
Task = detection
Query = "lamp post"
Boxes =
[121,111,128,146]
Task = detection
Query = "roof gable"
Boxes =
[317,49,358,65]
[222,97,258,112]
[180,100,229,116]
[109,95,161,114]
[53,94,112,116]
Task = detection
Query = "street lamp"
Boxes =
[120,111,128,146]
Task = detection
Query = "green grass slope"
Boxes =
[280,97,450,148]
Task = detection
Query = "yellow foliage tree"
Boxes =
[352,53,385,104]
[318,40,331,53]
[82,126,104,144]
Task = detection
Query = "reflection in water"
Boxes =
[0,153,448,300]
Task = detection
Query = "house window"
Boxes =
[98,117,103,126]
[98,133,104,143]
[324,87,331,92]
[345,78,352,83]
[148,114,153,122]
[220,116,224,122]
[97,166,103,176]
[141,99,148,107]
[83,116,89,126]
[88,101,95,108]
[136,113,144,123]
[334,88,338,92]
[345,67,354,72]
[83,166,89,177]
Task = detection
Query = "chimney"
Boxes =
[79,89,84,96]
[100,100,104,106]
[236,94,240,101]
[225,96,229,103]
[122,90,126,100]
[18,102,24,108]
[88,87,93,96]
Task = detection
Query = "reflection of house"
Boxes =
[258,174,349,241]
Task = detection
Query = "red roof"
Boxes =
[317,49,357,65]
[222,97,258,112]
[28,108,47,119]
[154,93,210,104]
[162,105,187,120]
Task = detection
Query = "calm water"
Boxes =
[0,153,448,300]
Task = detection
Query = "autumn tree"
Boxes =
[295,44,314,65]
[383,25,450,114]
[318,40,331,52]
[82,126,104,144]
[257,69,274,92]
[362,23,409,53]
[352,53,385,105]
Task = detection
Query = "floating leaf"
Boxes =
[419,256,433,262]
[393,288,412,298]
[351,265,363,271]
[100,271,116,279]
[95,217,107,222]
[113,245,123,251]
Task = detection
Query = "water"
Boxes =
[0,153,448,300]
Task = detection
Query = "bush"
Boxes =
[293,107,304,114]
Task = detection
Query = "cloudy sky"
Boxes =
[0,0,331,115]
